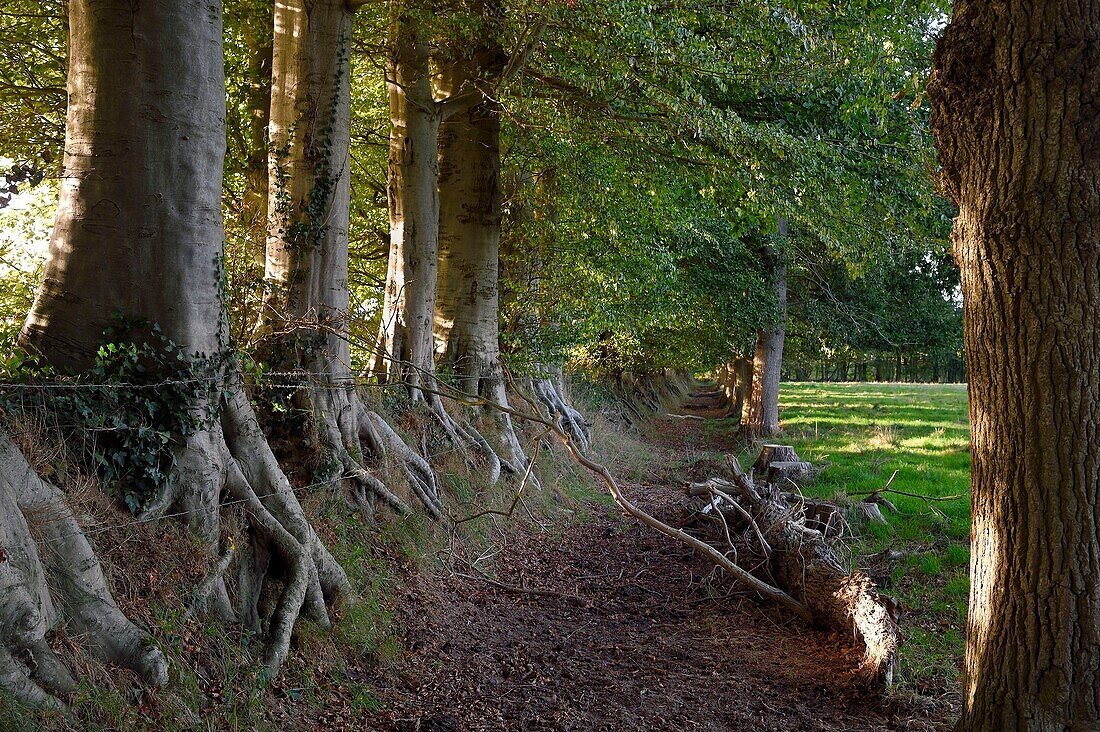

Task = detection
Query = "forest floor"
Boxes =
[360,383,963,731]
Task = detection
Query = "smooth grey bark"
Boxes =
[434,47,533,473]
[370,5,508,484]
[745,217,788,437]
[0,430,168,712]
[243,23,273,292]
[372,8,439,395]
[261,0,441,519]
[20,0,348,679]
[930,3,1100,730]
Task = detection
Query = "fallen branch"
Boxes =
[722,454,900,686]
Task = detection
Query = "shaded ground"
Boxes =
[362,395,948,731]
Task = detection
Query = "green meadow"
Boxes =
[737,382,972,693]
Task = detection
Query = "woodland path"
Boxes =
[362,390,945,731]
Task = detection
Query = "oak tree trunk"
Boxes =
[930,3,1100,728]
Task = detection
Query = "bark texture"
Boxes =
[529,365,591,453]
[370,5,508,484]
[21,0,348,679]
[262,0,441,519]
[745,218,788,437]
[716,357,753,422]
[929,3,1100,729]
[727,458,899,686]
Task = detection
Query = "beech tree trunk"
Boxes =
[261,0,441,518]
[745,217,788,436]
[242,21,273,308]
[930,4,1100,729]
[434,46,533,471]
[372,9,440,395]
[21,0,348,680]
[367,8,509,483]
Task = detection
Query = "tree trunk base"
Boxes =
[528,366,590,453]
[140,384,350,677]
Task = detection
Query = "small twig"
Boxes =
[451,426,551,525]
[708,484,772,556]
[856,487,964,503]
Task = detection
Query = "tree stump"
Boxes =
[753,444,801,473]
[766,460,813,485]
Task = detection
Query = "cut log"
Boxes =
[752,444,801,473]
[799,498,849,538]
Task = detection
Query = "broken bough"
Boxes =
[686,446,900,687]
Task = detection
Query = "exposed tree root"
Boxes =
[612,370,698,423]
[139,384,351,677]
[0,432,169,712]
[305,381,415,520]
[357,402,444,520]
[434,351,537,489]
[426,391,507,485]
[528,365,590,453]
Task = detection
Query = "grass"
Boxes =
[738,382,971,695]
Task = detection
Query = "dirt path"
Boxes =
[363,404,944,731]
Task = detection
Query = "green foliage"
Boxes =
[0,2,66,172]
[495,0,955,375]
[0,0,959,380]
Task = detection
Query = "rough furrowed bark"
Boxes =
[0,431,169,712]
[929,3,1100,728]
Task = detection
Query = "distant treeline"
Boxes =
[786,352,966,384]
